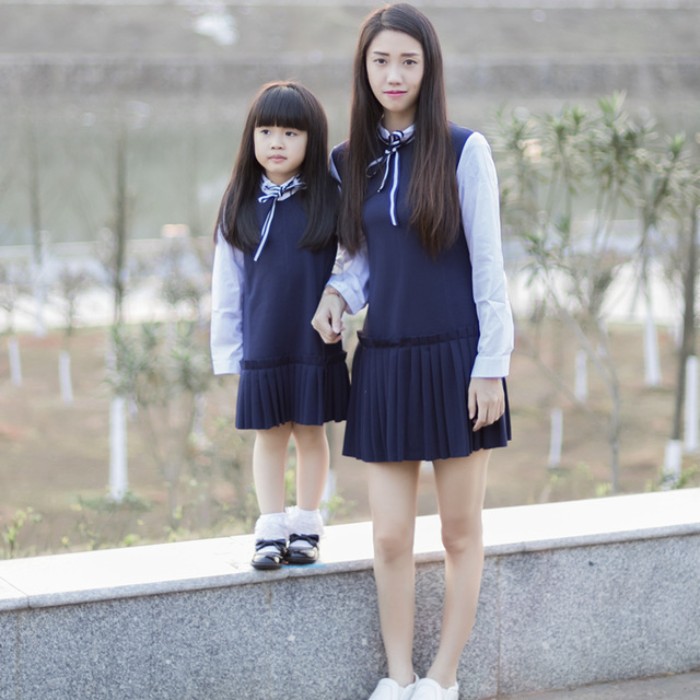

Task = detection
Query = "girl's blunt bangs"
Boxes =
[252,85,312,131]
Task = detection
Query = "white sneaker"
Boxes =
[410,677,459,700]
[368,674,419,700]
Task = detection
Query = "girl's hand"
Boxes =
[311,288,346,344]
[468,377,505,431]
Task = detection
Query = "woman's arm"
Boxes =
[457,132,514,379]
[311,245,369,344]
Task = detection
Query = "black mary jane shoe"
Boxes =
[285,533,320,565]
[251,538,287,570]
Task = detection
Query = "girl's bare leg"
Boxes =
[252,423,293,514]
[426,450,491,688]
[368,460,421,687]
[291,423,330,510]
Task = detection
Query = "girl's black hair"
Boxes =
[214,81,338,252]
[339,3,460,256]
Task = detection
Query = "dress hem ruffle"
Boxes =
[236,353,350,430]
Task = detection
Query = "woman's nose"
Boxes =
[387,63,402,83]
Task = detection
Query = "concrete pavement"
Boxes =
[498,671,700,699]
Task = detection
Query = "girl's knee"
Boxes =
[291,423,327,446]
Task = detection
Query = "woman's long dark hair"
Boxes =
[339,3,460,256]
[214,81,338,252]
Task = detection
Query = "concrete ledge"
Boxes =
[1,489,699,699]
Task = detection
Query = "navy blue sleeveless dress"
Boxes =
[235,192,350,430]
[337,125,511,462]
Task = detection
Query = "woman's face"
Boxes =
[365,29,424,131]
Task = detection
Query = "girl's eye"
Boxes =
[285,130,297,137]
[258,128,270,135]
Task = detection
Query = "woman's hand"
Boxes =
[468,377,505,431]
[311,287,347,344]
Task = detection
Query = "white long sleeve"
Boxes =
[328,244,370,315]
[457,132,514,378]
[210,229,245,375]
[326,151,370,314]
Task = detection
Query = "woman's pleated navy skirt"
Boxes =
[342,329,510,463]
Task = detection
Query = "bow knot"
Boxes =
[254,175,305,261]
[366,125,415,227]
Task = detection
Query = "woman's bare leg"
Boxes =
[367,460,421,687]
[426,450,490,688]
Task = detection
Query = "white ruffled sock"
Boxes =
[254,512,287,555]
[286,506,324,549]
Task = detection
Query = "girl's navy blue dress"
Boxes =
[334,125,511,462]
[235,192,350,430]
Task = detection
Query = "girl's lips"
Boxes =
[269,155,286,162]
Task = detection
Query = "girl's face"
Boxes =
[253,125,308,185]
[365,29,424,131]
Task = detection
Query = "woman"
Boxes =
[312,4,513,699]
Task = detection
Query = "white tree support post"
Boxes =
[684,355,699,453]
[574,349,588,403]
[31,253,48,339]
[109,396,128,502]
[548,407,563,469]
[59,350,74,404]
[663,439,683,488]
[644,305,661,387]
[8,337,22,386]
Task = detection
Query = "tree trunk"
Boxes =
[643,300,661,387]
[26,121,47,338]
[671,206,698,448]
[113,126,128,325]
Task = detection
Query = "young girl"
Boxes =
[211,81,349,571]
[312,4,513,699]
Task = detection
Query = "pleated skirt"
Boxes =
[342,330,511,463]
[235,352,350,430]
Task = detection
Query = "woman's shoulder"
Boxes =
[448,122,474,139]
[448,122,487,152]
[448,125,491,161]
[330,140,349,164]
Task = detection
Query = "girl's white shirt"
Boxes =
[210,227,245,374]
[329,130,514,379]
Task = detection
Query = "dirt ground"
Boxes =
[1,320,698,558]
